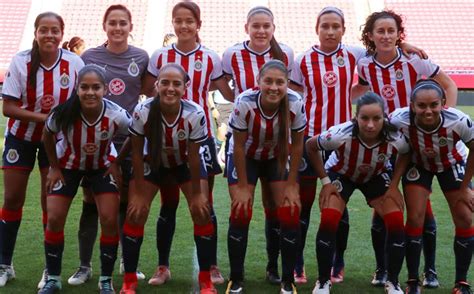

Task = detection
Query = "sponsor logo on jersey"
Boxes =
[332,179,343,192]
[128,59,140,77]
[395,69,404,81]
[337,56,345,67]
[194,59,203,71]
[323,71,338,88]
[381,84,396,100]
[177,129,187,140]
[358,164,373,174]
[439,137,447,147]
[40,94,55,111]
[422,147,437,158]
[60,73,70,88]
[406,166,420,181]
[82,143,98,155]
[6,149,19,163]
[109,78,126,95]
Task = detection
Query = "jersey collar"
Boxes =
[312,43,342,56]
[243,41,271,56]
[81,100,106,127]
[372,48,402,69]
[172,43,201,56]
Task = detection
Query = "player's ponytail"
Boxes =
[29,12,65,88]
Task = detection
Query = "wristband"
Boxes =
[320,176,331,186]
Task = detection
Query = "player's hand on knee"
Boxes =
[46,167,65,193]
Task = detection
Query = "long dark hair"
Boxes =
[51,64,107,133]
[146,63,190,171]
[257,60,289,174]
[29,12,65,88]
[247,6,285,63]
[361,10,405,55]
[172,1,202,43]
[351,92,398,142]
[409,78,446,126]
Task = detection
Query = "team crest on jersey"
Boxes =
[143,162,151,176]
[377,153,387,162]
[83,143,98,155]
[395,69,404,81]
[358,164,373,174]
[52,180,63,191]
[194,59,203,71]
[336,56,345,67]
[299,158,307,172]
[422,147,437,158]
[100,130,110,140]
[6,149,19,163]
[59,73,70,88]
[323,71,338,88]
[381,85,396,101]
[406,166,420,181]
[128,59,140,77]
[439,137,448,147]
[234,108,240,116]
[176,129,187,140]
[40,94,55,111]
[109,78,126,95]
[332,179,343,192]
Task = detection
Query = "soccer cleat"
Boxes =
[210,265,225,285]
[119,281,137,294]
[422,269,440,288]
[405,279,421,294]
[148,266,171,285]
[99,276,115,294]
[385,280,403,294]
[312,280,331,294]
[330,266,344,283]
[0,264,15,287]
[37,268,48,289]
[280,281,298,294]
[266,268,281,284]
[119,259,145,280]
[38,278,62,294]
[225,280,243,294]
[200,280,217,294]
[293,268,307,284]
[371,268,388,287]
[452,281,473,294]
[68,266,92,285]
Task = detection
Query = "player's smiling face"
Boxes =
[246,13,275,51]
[317,12,345,53]
[35,16,63,55]
[172,8,200,43]
[368,17,400,55]
[356,103,384,144]
[103,9,133,45]
[258,68,288,111]
[411,89,443,130]
[156,67,187,109]
[78,72,106,112]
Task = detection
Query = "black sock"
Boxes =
[156,204,177,266]
[405,226,423,280]
[384,211,405,283]
[122,223,144,274]
[44,230,64,276]
[228,220,249,282]
[423,215,437,273]
[194,223,215,272]
[316,209,342,282]
[0,208,22,265]
[454,231,473,282]
[371,212,386,271]
[295,207,311,273]
[210,207,218,266]
[99,235,119,276]
[264,208,280,271]
[78,201,98,267]
[334,208,349,270]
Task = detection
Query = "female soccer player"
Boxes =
[221,6,294,283]
[142,1,232,286]
[62,36,85,56]
[67,4,149,286]
[307,92,410,294]
[357,10,458,289]
[0,12,84,288]
[225,60,306,294]
[38,64,130,294]
[120,63,217,294]
[390,79,473,294]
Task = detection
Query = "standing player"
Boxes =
[0,12,84,287]
[142,1,233,286]
[390,79,473,294]
[307,92,410,294]
[225,60,306,294]
[39,64,130,294]
[66,4,149,286]
[221,6,294,283]
[120,63,217,294]
[357,10,458,290]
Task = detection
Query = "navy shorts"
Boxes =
[299,136,332,180]
[2,133,49,170]
[327,170,392,206]
[139,161,208,187]
[402,162,472,192]
[82,159,132,191]
[49,169,119,197]
[200,137,222,176]
[227,155,288,185]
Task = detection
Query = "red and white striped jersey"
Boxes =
[46,99,130,170]
[291,44,365,136]
[129,98,208,168]
[222,41,294,96]
[2,49,84,142]
[389,107,474,173]
[317,121,410,183]
[148,44,223,137]
[358,48,440,114]
[228,88,307,160]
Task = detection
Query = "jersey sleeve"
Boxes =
[115,107,132,136]
[189,110,208,143]
[228,100,248,132]
[317,124,347,151]
[290,95,307,132]
[282,44,295,72]
[357,60,369,85]
[347,45,367,63]
[147,49,161,77]
[411,55,440,78]
[222,47,233,75]
[289,53,304,86]
[457,112,474,144]
[209,50,224,81]
[45,113,59,133]
[129,102,148,136]
[391,132,410,154]
[1,55,23,100]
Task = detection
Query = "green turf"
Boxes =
[0,105,473,293]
